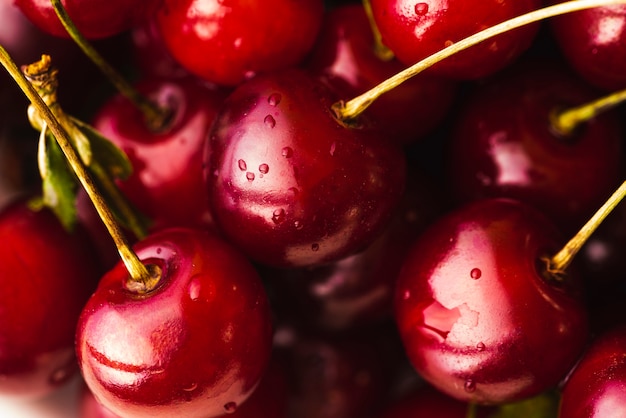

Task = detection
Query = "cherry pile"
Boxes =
[1,0,626,417]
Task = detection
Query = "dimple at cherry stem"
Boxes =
[332,0,626,122]
[546,180,626,277]
[49,0,170,131]
[0,45,159,292]
[551,87,626,137]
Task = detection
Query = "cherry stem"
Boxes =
[50,0,170,131]
[548,180,626,275]
[465,402,477,418]
[362,0,394,61]
[551,87,626,136]
[0,45,159,292]
[332,0,626,121]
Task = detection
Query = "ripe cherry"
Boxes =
[394,198,589,404]
[76,228,273,418]
[369,0,541,79]
[0,198,100,398]
[205,68,406,268]
[155,0,324,86]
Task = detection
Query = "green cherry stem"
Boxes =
[50,0,170,131]
[332,0,626,122]
[550,87,626,137]
[362,0,394,61]
[546,180,626,277]
[0,45,159,292]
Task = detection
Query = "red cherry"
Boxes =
[558,326,626,418]
[446,59,623,234]
[394,198,589,404]
[0,199,100,398]
[92,77,228,231]
[205,69,406,268]
[304,4,457,145]
[76,228,273,418]
[155,0,324,86]
[369,0,541,79]
[550,4,626,91]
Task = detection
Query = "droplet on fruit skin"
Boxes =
[238,159,247,171]
[272,208,286,224]
[402,290,411,300]
[414,2,429,15]
[464,379,477,393]
[183,382,198,392]
[476,342,486,351]
[294,220,303,230]
[188,278,201,301]
[224,402,238,414]
[246,172,255,181]
[311,243,320,252]
[329,141,336,156]
[470,268,482,280]
[259,163,269,174]
[156,248,162,255]
[281,146,293,158]
[268,93,282,106]
[264,114,276,128]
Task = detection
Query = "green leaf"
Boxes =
[488,392,559,418]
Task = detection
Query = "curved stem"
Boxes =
[548,180,626,275]
[0,45,158,291]
[333,0,626,122]
[551,87,626,136]
[50,0,170,131]
[362,0,394,61]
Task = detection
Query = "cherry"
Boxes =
[0,198,100,398]
[369,0,542,79]
[394,198,589,404]
[155,0,324,86]
[558,325,626,418]
[304,3,457,145]
[446,58,623,234]
[76,227,273,418]
[550,3,626,91]
[205,68,406,268]
[14,0,156,39]
[92,76,228,231]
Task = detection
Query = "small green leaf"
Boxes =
[488,392,559,418]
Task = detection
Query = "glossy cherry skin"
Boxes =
[369,0,541,79]
[155,0,324,86]
[447,60,623,235]
[92,77,228,231]
[550,4,626,91]
[395,198,589,404]
[558,326,626,418]
[205,69,406,268]
[305,4,457,145]
[76,228,273,418]
[0,199,100,398]
[14,0,156,39]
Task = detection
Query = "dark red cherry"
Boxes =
[550,4,626,91]
[305,4,457,145]
[92,77,228,231]
[369,0,541,79]
[559,326,626,418]
[155,0,324,86]
[76,228,273,418]
[447,59,623,234]
[0,199,100,398]
[394,198,589,404]
[205,69,406,268]
[14,0,156,39]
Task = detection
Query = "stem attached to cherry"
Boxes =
[362,0,394,62]
[545,180,626,278]
[50,0,170,131]
[332,0,626,122]
[0,46,160,293]
[550,87,626,137]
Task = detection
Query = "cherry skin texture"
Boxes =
[369,0,541,79]
[205,69,407,268]
[76,228,273,418]
[155,0,324,86]
[92,77,228,231]
[550,4,626,91]
[0,199,100,398]
[447,60,623,235]
[305,4,457,145]
[394,198,589,404]
[15,0,156,39]
[558,326,626,418]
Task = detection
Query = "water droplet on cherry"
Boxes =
[464,379,476,393]
[329,141,336,156]
[281,146,293,158]
[224,402,238,414]
[183,382,198,392]
[272,208,286,224]
[156,247,162,255]
[294,220,303,230]
[311,243,320,252]
[233,37,242,48]
[414,2,429,15]
[476,342,486,351]
[259,163,269,174]
[188,278,201,301]
[246,172,255,181]
[402,290,411,300]
[470,268,482,280]
[238,159,247,171]
[268,93,282,106]
[264,114,276,128]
